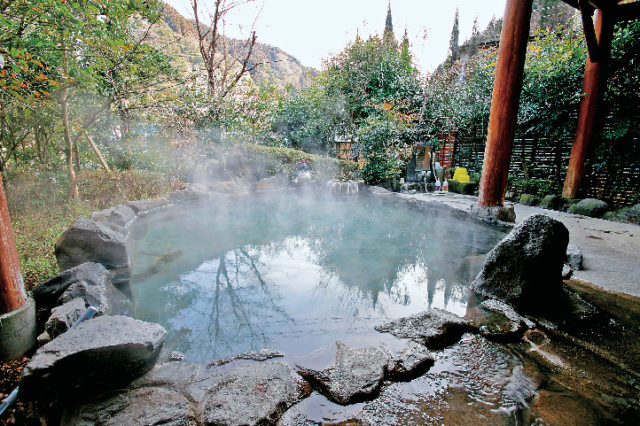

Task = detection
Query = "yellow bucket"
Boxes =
[453,167,470,183]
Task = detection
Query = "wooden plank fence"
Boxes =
[442,134,640,208]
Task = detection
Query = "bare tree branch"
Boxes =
[191,0,259,112]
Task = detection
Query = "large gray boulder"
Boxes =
[126,196,171,214]
[298,341,393,405]
[90,204,136,230]
[568,198,609,217]
[64,360,310,426]
[375,308,472,349]
[55,218,130,283]
[198,361,309,425]
[466,298,533,342]
[44,298,86,339]
[622,203,640,224]
[20,315,166,401]
[61,386,197,426]
[32,262,110,310]
[471,214,569,311]
[389,341,435,380]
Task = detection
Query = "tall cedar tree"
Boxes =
[448,8,460,65]
[400,28,411,70]
[383,2,396,46]
[469,17,480,56]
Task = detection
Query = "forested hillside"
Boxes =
[159,1,316,89]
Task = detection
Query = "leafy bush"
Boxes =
[519,193,541,206]
[540,194,566,210]
[568,198,609,217]
[507,176,556,199]
[6,168,184,289]
[245,143,357,180]
[448,180,478,195]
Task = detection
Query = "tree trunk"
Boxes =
[73,131,81,173]
[60,36,78,205]
[562,8,613,199]
[478,0,533,207]
[0,174,26,314]
[82,130,110,172]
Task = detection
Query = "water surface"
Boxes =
[125,192,505,362]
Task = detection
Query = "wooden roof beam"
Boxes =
[616,1,640,20]
[580,0,601,62]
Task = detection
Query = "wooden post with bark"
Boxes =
[478,0,533,207]
[0,175,26,315]
[562,8,613,199]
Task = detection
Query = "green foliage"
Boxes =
[7,168,184,289]
[0,0,178,175]
[568,198,609,218]
[519,193,541,206]
[270,82,348,153]
[321,33,423,181]
[448,180,478,195]
[540,194,566,210]
[448,9,460,64]
[323,35,423,126]
[245,143,356,180]
[507,176,556,199]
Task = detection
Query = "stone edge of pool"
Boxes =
[20,183,527,423]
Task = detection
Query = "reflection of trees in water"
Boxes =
[129,194,506,358]
[161,248,293,360]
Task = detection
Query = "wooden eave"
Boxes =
[561,0,640,20]
[561,0,639,62]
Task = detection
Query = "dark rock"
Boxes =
[471,214,569,312]
[566,244,583,271]
[568,198,609,217]
[90,204,136,229]
[33,262,110,311]
[207,348,285,367]
[471,203,516,223]
[622,203,640,224]
[540,194,566,211]
[44,298,86,339]
[114,360,310,425]
[61,386,197,426]
[55,218,130,283]
[297,341,392,405]
[375,308,472,349]
[126,196,170,214]
[20,315,166,401]
[562,264,573,279]
[520,193,541,206]
[57,279,109,314]
[199,361,310,425]
[467,298,533,341]
[170,187,207,203]
[389,341,435,380]
[448,180,478,195]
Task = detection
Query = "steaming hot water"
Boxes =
[123,191,505,362]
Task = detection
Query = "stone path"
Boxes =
[405,192,640,298]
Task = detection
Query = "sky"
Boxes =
[166,0,508,73]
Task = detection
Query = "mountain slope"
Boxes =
[159,1,316,89]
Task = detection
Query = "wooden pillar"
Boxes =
[478,0,533,207]
[562,8,613,199]
[0,175,26,314]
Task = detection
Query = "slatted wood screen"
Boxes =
[448,134,640,208]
